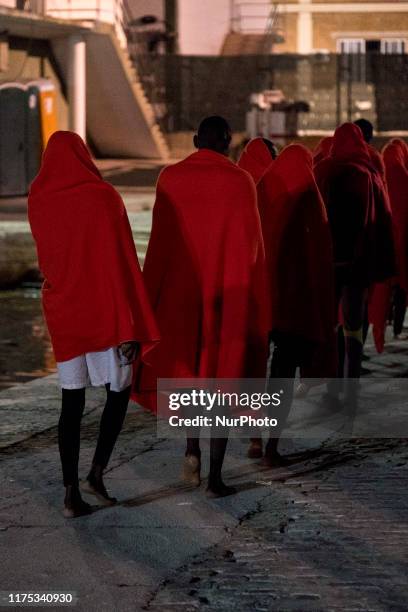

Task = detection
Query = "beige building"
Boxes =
[276,0,408,55]
[170,0,408,55]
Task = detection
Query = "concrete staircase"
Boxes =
[53,24,169,159]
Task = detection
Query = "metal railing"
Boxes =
[231,1,281,34]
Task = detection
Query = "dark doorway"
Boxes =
[366,40,381,54]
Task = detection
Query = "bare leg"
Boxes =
[393,286,407,337]
[182,427,201,487]
[207,436,236,498]
[59,388,92,518]
[83,384,130,505]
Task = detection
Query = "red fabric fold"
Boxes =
[134,148,270,411]
[315,123,395,290]
[257,144,336,375]
[383,139,408,291]
[28,131,160,363]
[368,144,386,182]
[313,136,333,165]
[237,138,273,184]
[368,138,408,352]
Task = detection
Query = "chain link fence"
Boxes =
[133,53,408,134]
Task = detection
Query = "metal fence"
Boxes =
[132,53,408,134]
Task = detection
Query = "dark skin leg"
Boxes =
[59,388,92,517]
[393,286,407,337]
[207,435,236,497]
[264,339,297,464]
[85,384,130,504]
[185,432,201,458]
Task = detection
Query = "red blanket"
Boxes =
[313,137,333,165]
[390,138,408,167]
[28,131,159,363]
[135,148,270,411]
[383,139,408,291]
[237,138,273,184]
[368,139,408,351]
[257,144,335,374]
[315,123,394,290]
[368,145,386,182]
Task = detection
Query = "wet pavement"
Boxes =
[0,288,55,390]
[1,330,408,610]
[1,387,408,611]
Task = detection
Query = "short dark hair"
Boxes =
[354,118,374,143]
[195,116,232,154]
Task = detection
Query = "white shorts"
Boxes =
[57,347,132,393]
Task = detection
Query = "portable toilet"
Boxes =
[0,83,27,196]
[0,79,58,197]
[35,79,58,147]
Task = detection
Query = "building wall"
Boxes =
[177,0,231,55]
[127,0,164,21]
[1,37,68,130]
[278,1,408,53]
[274,13,298,53]
[313,12,408,51]
[172,1,408,54]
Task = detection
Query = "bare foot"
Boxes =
[80,478,117,506]
[181,454,201,487]
[63,486,93,518]
[206,480,236,498]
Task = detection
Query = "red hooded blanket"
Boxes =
[368,139,408,351]
[368,145,386,182]
[391,138,408,167]
[383,139,408,291]
[135,148,270,411]
[313,137,333,166]
[237,138,274,184]
[28,131,159,363]
[315,123,394,290]
[257,144,335,375]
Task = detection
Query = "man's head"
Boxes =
[354,118,374,144]
[194,116,232,156]
[262,138,279,160]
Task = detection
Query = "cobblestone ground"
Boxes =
[148,438,408,612]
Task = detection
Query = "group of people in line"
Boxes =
[27,116,407,517]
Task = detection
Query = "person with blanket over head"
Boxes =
[315,123,394,405]
[247,144,336,463]
[369,139,408,349]
[238,137,278,184]
[28,132,159,518]
[134,117,270,497]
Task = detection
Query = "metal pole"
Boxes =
[347,53,352,121]
[336,53,341,126]
[68,34,86,140]
[230,0,235,32]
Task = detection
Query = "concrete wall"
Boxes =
[127,0,164,21]
[0,37,68,131]
[177,0,231,55]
